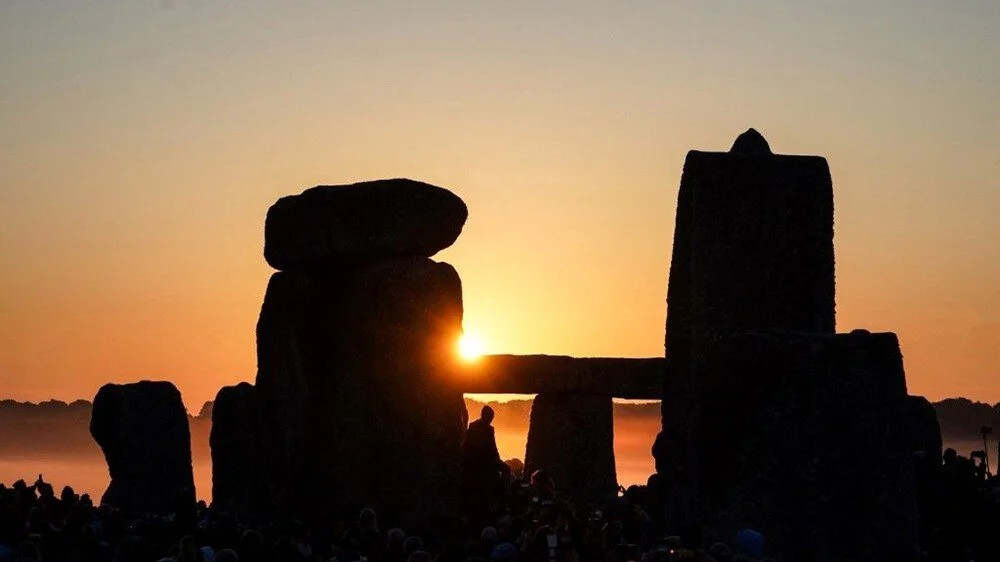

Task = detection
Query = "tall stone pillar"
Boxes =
[248,179,469,526]
[658,129,835,513]
[655,131,921,560]
[524,393,616,505]
[210,382,261,514]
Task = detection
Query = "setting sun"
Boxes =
[457,333,486,362]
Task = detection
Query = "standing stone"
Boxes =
[253,270,319,513]
[664,128,835,364]
[694,330,918,561]
[906,395,943,471]
[210,382,260,513]
[665,128,835,360]
[245,178,472,525]
[905,394,943,549]
[264,179,468,271]
[254,257,467,524]
[659,129,836,520]
[524,393,616,505]
[90,381,195,517]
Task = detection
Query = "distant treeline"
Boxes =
[1,396,997,459]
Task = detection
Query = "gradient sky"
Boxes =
[1,1,998,410]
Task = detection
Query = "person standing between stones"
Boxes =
[461,405,510,524]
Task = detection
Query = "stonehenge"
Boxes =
[84,130,939,558]
[89,381,195,517]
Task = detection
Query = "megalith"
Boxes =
[692,330,918,561]
[659,129,836,495]
[264,178,468,271]
[906,395,943,471]
[247,178,469,525]
[664,128,835,362]
[656,131,921,559]
[90,381,195,517]
[210,382,261,513]
[524,393,617,505]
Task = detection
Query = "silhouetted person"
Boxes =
[343,507,386,561]
[462,406,510,524]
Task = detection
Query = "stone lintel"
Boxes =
[459,354,664,399]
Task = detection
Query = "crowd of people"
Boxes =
[1,407,998,561]
[916,447,1000,561]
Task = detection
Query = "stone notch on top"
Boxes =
[730,128,772,154]
[264,178,468,271]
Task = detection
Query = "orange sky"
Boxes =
[1,2,998,410]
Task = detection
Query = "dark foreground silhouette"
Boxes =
[2,442,1000,562]
[4,133,997,561]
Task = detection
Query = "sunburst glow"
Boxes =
[457,333,486,362]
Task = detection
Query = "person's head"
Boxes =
[403,536,424,555]
[530,470,554,495]
[734,529,764,559]
[177,536,200,562]
[215,549,239,562]
[359,507,378,530]
[491,542,518,562]
[387,528,406,547]
[481,406,495,424]
[708,542,732,562]
[14,541,40,562]
[944,448,958,464]
[240,529,263,554]
[407,551,432,562]
[481,526,498,543]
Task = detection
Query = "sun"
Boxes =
[457,333,486,362]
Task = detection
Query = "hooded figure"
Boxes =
[461,406,510,523]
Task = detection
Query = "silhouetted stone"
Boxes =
[524,393,616,505]
[459,355,663,398]
[210,382,260,513]
[730,128,772,154]
[664,132,835,360]
[89,381,195,516]
[264,179,468,271]
[659,130,835,512]
[253,271,315,513]
[906,395,943,468]
[692,330,918,562]
[254,257,466,524]
[654,133,922,559]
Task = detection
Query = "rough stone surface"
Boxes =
[906,395,943,470]
[665,141,836,357]
[656,134,919,559]
[692,331,918,561]
[253,271,314,513]
[524,393,617,506]
[254,257,467,524]
[89,381,195,516]
[659,134,836,509]
[906,394,943,548]
[210,382,261,513]
[460,355,663,398]
[264,179,468,271]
